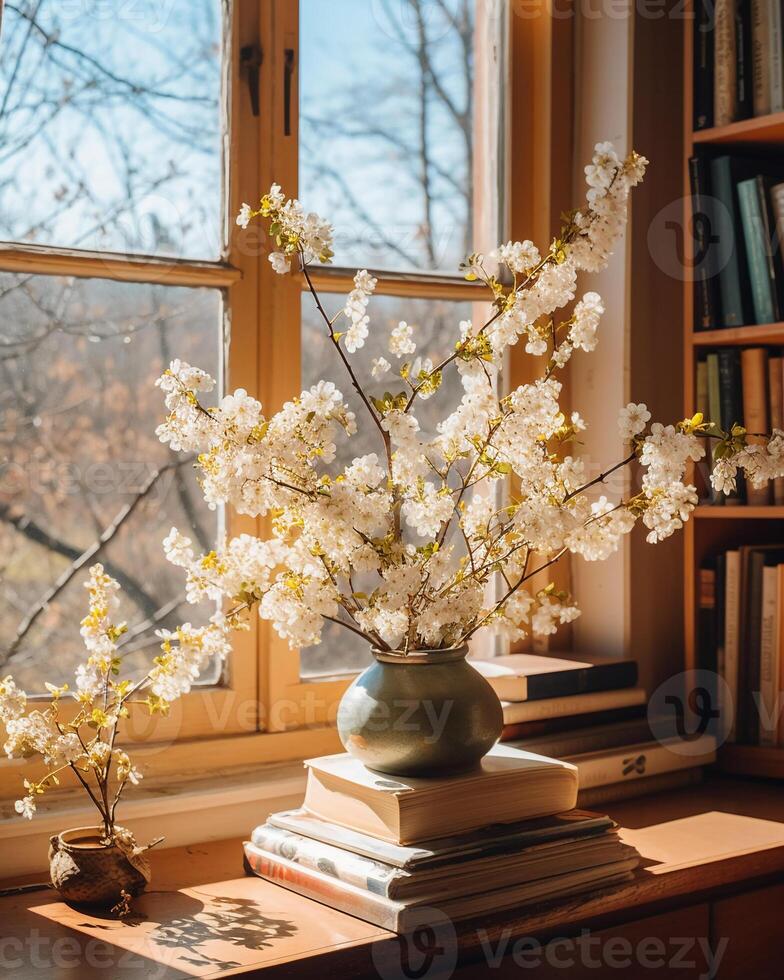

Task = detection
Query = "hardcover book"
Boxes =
[471,653,637,703]
[715,0,738,126]
[303,747,578,845]
[710,156,753,326]
[736,0,754,119]
[266,807,615,870]
[501,687,647,727]
[566,735,717,791]
[740,347,771,505]
[694,0,715,129]
[499,703,646,742]
[737,179,781,325]
[689,156,721,328]
[752,0,771,116]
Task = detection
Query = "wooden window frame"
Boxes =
[0,1,571,801]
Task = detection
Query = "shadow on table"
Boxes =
[34,887,300,975]
[147,893,298,971]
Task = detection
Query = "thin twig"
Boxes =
[4,457,195,662]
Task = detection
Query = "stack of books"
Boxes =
[699,546,784,745]
[695,347,783,506]
[243,747,640,931]
[473,654,715,804]
[690,153,784,331]
[694,0,783,130]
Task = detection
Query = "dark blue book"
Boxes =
[710,156,753,326]
[690,156,721,328]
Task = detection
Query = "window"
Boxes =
[0,0,255,741]
[291,0,505,680]
[0,0,507,755]
[299,0,475,272]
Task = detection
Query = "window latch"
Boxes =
[240,43,263,117]
[283,48,295,136]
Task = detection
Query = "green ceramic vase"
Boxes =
[336,645,503,776]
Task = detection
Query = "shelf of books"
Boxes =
[686,1,784,777]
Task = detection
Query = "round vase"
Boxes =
[49,826,151,908]
[336,645,503,776]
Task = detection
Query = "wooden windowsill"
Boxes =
[2,775,784,978]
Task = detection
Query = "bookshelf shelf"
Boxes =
[694,506,784,519]
[692,324,784,346]
[693,110,784,146]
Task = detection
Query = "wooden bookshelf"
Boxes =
[692,323,784,346]
[694,506,784,519]
[683,4,784,778]
[692,109,784,145]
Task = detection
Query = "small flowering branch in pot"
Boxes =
[156,143,784,659]
[0,564,232,834]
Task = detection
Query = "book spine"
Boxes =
[568,736,717,791]
[695,0,716,129]
[769,0,784,111]
[724,550,741,742]
[715,0,738,125]
[738,178,776,324]
[508,720,657,761]
[707,353,725,503]
[249,824,399,897]
[744,552,766,742]
[752,0,771,116]
[243,842,401,930]
[710,157,749,326]
[769,183,784,291]
[525,661,638,702]
[759,565,779,744]
[499,704,645,741]
[696,359,712,499]
[501,688,646,726]
[698,565,718,672]
[777,565,784,745]
[689,157,718,328]
[577,768,703,809]
[736,0,754,118]
[768,355,784,503]
[716,553,727,720]
[759,177,783,318]
[717,348,745,502]
[740,347,771,505]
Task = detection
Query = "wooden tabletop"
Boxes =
[2,775,784,979]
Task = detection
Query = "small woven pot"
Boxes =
[49,826,151,908]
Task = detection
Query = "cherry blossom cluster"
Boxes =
[236,182,334,273]
[0,564,229,832]
[153,142,784,657]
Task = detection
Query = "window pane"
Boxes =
[300,0,474,273]
[0,274,221,690]
[0,2,223,259]
[300,292,474,676]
